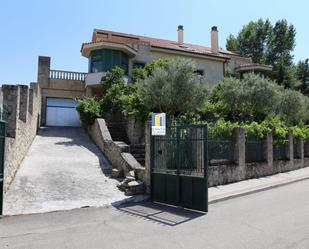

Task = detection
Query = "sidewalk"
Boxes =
[209,166,309,203]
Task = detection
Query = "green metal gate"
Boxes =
[0,121,5,215]
[151,125,208,212]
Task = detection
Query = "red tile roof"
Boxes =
[89,28,245,60]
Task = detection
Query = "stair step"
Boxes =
[130,144,145,149]
[130,150,144,152]
[132,156,145,160]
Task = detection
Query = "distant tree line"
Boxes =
[226,19,309,95]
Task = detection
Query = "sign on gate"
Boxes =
[151,113,166,136]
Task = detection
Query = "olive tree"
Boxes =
[279,89,307,125]
[211,73,283,122]
[137,59,209,118]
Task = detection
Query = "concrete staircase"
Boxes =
[107,122,145,167]
[130,144,145,166]
[107,122,130,144]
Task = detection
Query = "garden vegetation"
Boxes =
[76,58,309,143]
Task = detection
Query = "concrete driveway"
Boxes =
[4,127,138,215]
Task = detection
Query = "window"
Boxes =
[194,69,204,76]
[133,62,146,69]
[89,49,129,74]
[91,60,103,73]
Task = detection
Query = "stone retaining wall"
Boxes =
[123,115,145,145]
[2,84,41,192]
[88,118,145,181]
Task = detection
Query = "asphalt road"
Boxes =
[1,179,309,249]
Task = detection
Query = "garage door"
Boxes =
[46,98,81,127]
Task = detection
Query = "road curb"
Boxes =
[208,175,309,205]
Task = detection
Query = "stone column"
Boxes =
[18,85,29,122]
[28,89,34,115]
[144,122,151,194]
[266,133,273,166]
[287,132,294,167]
[2,85,20,138]
[233,127,246,180]
[37,56,50,89]
[37,56,50,125]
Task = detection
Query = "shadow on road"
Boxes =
[115,201,205,226]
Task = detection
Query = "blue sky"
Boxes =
[1,0,308,85]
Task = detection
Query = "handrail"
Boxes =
[49,70,87,81]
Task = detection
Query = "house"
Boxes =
[80,25,272,95]
[38,25,272,127]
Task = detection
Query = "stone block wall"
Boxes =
[2,84,41,192]
[208,130,309,186]
[144,126,309,190]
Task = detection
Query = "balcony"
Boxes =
[49,70,87,81]
[85,72,130,87]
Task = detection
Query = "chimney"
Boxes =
[211,26,219,53]
[177,25,184,45]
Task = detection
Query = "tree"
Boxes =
[266,20,297,88]
[226,19,272,64]
[226,19,297,87]
[297,59,309,95]
[100,66,125,90]
[279,89,306,125]
[132,59,169,82]
[137,59,208,118]
[210,73,283,123]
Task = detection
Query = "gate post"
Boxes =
[203,125,208,212]
[144,122,151,194]
[176,126,180,204]
[233,127,246,181]
[287,132,294,168]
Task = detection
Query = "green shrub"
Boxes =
[76,98,101,126]
[121,84,150,120]
[261,117,288,144]
[197,100,226,122]
[208,119,239,140]
[101,82,127,114]
[100,66,125,90]
[291,125,306,140]
[176,112,202,125]
[243,121,271,140]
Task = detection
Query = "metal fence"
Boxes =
[293,142,301,159]
[273,143,288,161]
[246,140,265,163]
[208,139,234,164]
[151,124,208,212]
[305,143,309,158]
[152,125,206,176]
